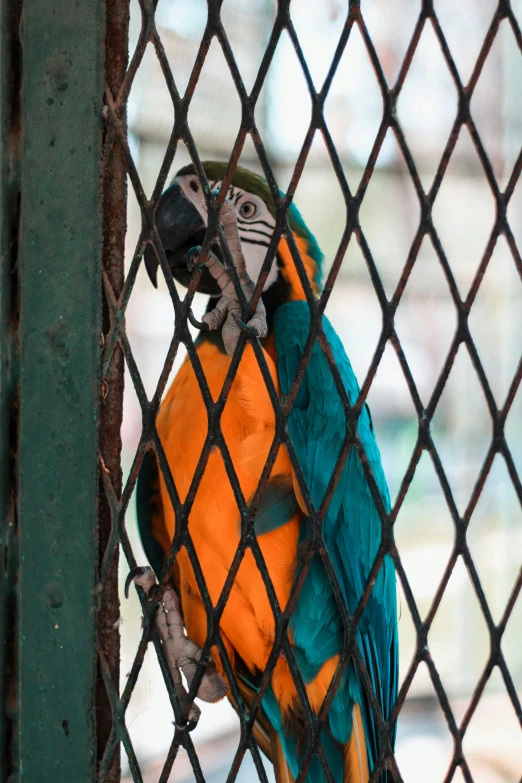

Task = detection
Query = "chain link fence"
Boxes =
[97,1,522,781]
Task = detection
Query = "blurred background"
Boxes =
[120,0,522,780]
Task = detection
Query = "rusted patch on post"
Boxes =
[96,0,129,779]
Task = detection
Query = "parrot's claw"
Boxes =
[186,244,220,272]
[186,245,203,272]
[129,566,228,710]
[185,246,213,331]
[192,656,212,669]
[232,313,261,337]
[172,718,199,734]
[187,308,210,331]
[197,200,267,356]
[124,566,150,599]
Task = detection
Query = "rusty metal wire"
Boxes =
[97,1,522,781]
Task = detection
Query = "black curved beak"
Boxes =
[144,181,221,296]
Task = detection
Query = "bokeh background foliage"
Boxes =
[117,1,522,780]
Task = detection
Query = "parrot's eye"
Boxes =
[239,201,257,219]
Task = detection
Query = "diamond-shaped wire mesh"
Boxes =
[98,1,522,781]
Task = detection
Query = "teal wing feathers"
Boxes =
[274,301,398,781]
[136,450,168,580]
[252,477,299,537]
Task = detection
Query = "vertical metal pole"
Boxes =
[15,1,106,780]
[96,1,128,779]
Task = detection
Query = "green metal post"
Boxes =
[14,1,106,780]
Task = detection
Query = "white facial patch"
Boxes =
[175,174,279,291]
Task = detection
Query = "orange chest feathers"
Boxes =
[156,340,300,677]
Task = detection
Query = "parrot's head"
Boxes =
[144,161,323,314]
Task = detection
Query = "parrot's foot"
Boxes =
[126,567,228,728]
[186,200,267,356]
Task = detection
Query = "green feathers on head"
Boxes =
[175,160,323,290]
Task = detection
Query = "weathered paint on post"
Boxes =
[16,1,105,780]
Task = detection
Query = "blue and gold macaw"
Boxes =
[137,162,398,782]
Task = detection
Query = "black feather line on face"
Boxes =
[237,216,275,230]
[239,226,272,239]
[240,237,271,247]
